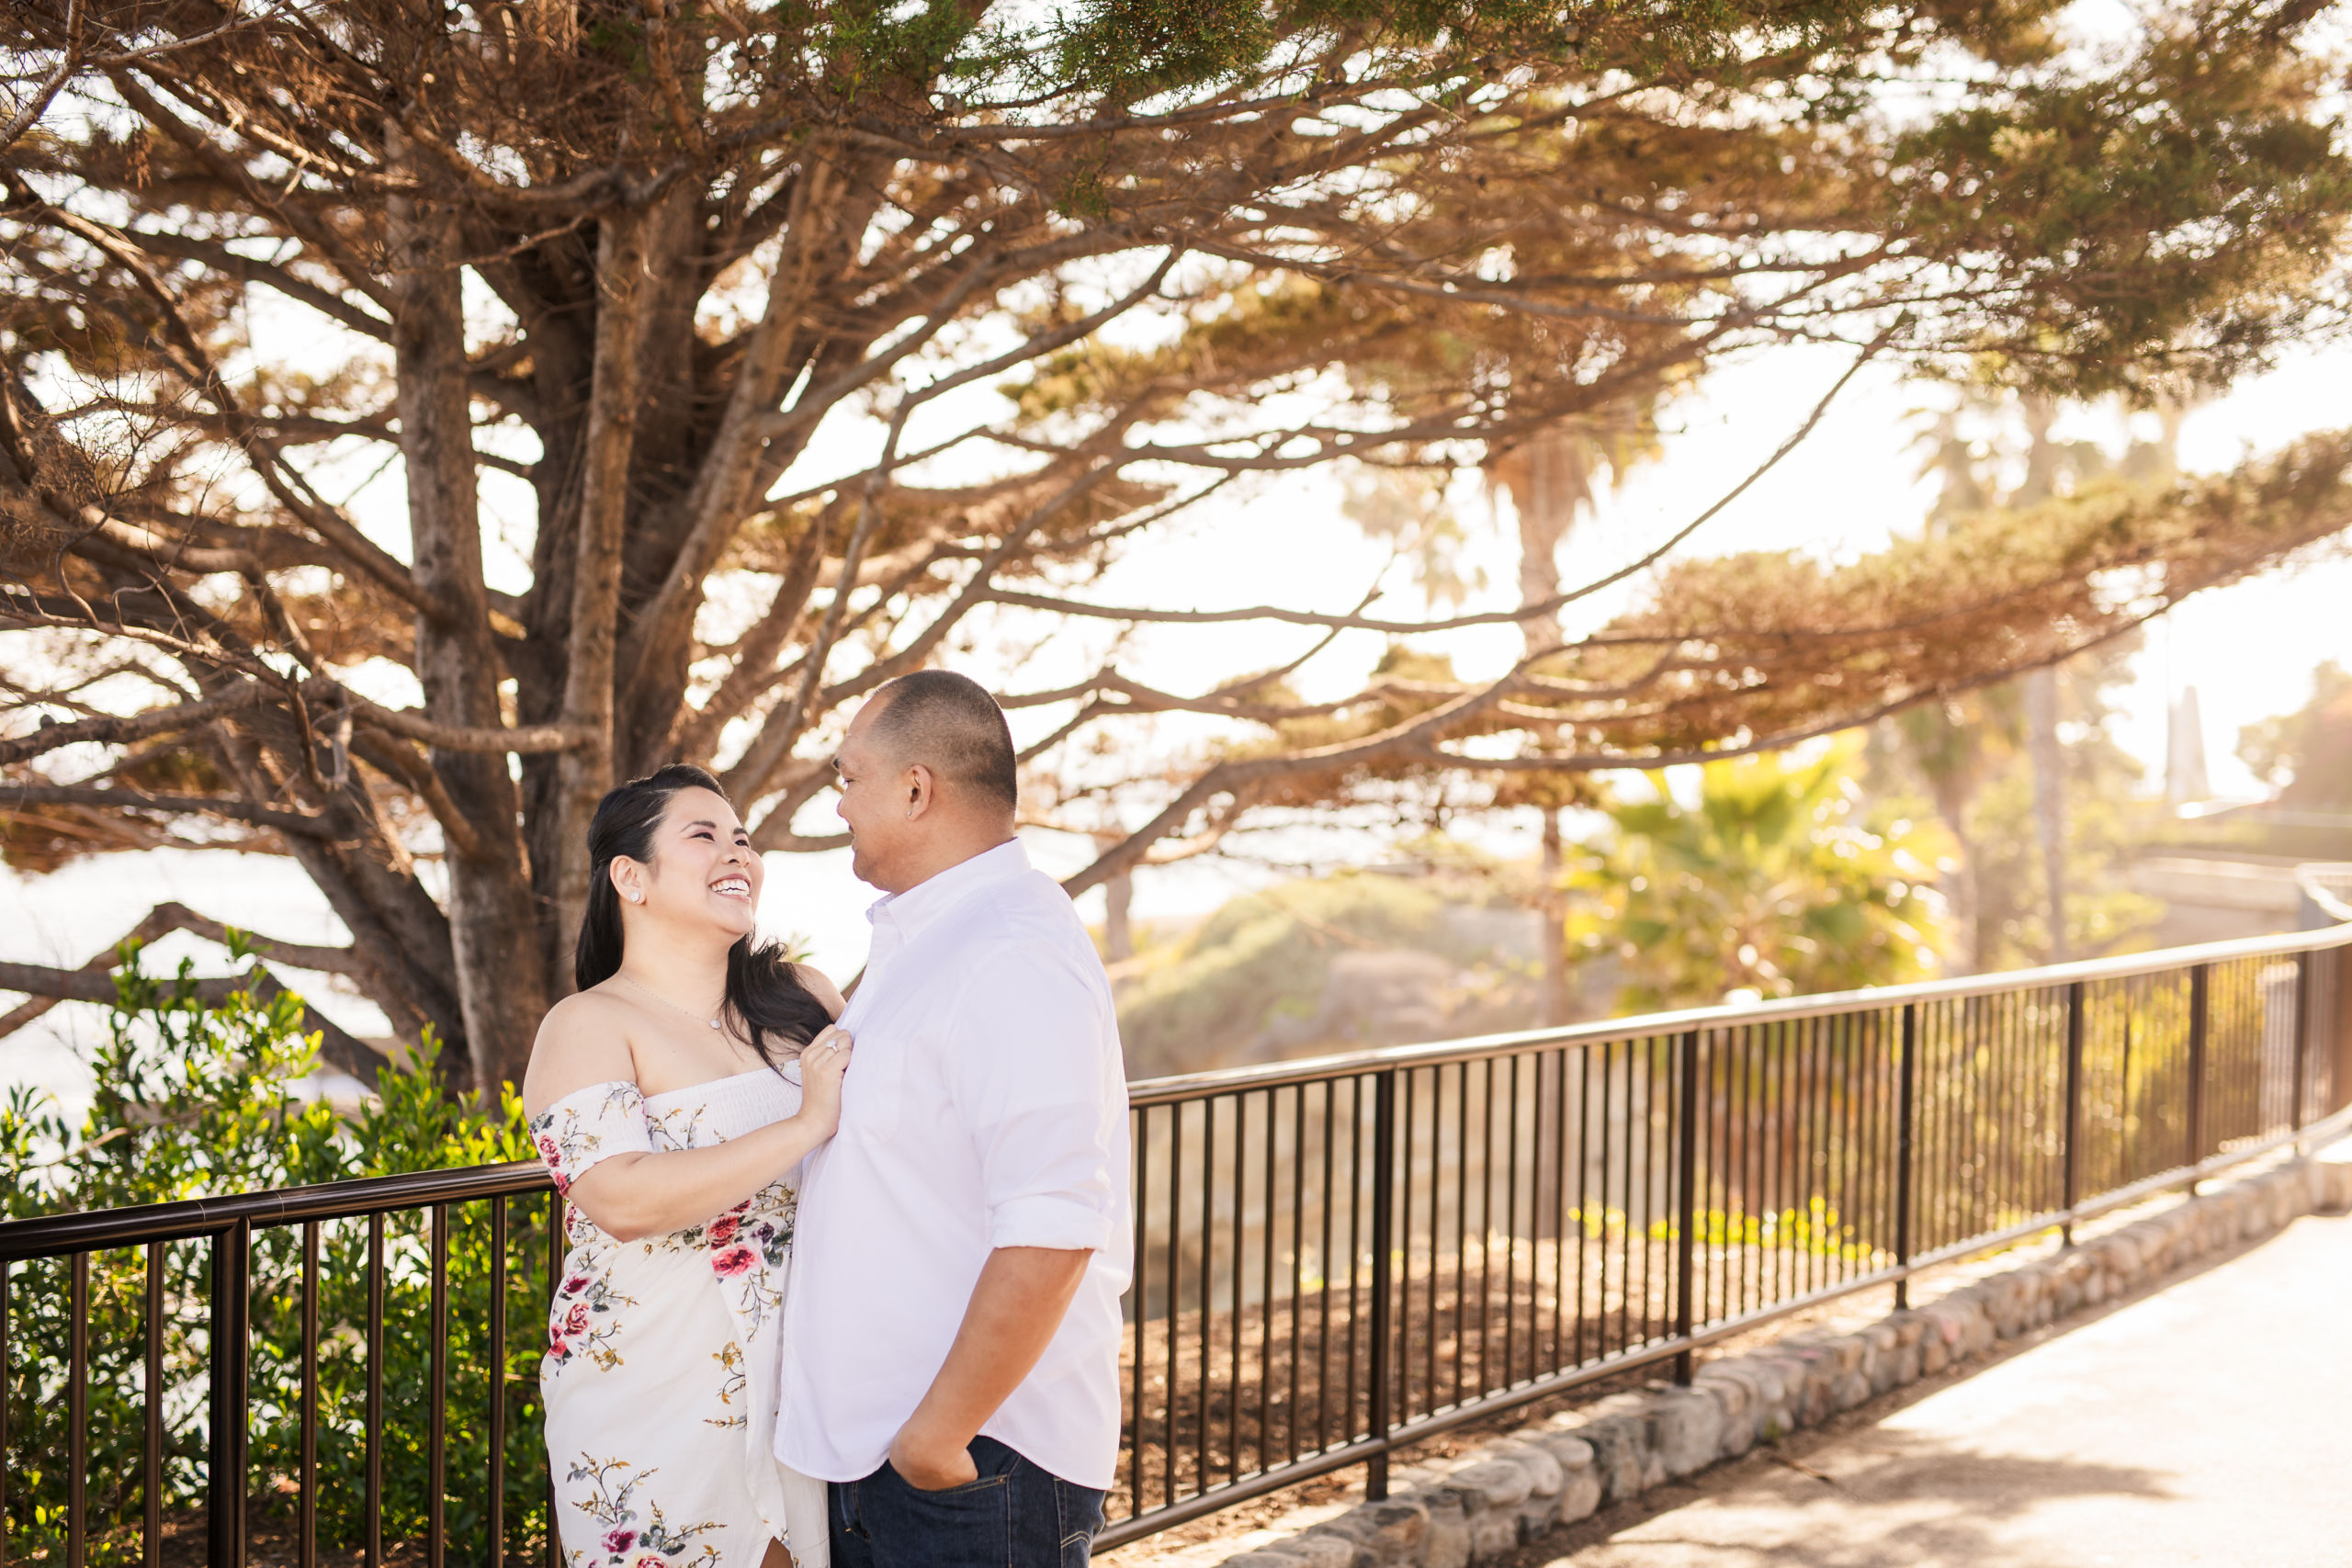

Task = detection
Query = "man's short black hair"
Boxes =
[865,670,1018,811]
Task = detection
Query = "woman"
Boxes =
[524,763,851,1568]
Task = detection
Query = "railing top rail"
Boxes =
[2299,862,2352,923]
[1126,919,2352,1105]
[0,1158,548,1260]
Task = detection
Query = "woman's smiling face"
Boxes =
[613,786,763,942]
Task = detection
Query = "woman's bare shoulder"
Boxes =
[523,987,639,1114]
[791,962,846,1021]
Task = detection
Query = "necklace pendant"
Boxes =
[709,1019,721,1030]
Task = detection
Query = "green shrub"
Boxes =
[0,940,553,1565]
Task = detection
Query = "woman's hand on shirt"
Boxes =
[795,1025,854,1138]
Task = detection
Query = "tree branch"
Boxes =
[0,958,383,1079]
[0,687,266,765]
[0,781,333,836]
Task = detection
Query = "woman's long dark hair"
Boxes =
[574,763,831,1067]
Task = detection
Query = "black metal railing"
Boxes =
[1099,922,2350,1544]
[0,1165,560,1567]
[2,924,2347,1563]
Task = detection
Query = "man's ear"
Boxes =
[903,762,938,820]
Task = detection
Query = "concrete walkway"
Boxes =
[1543,1211,2352,1568]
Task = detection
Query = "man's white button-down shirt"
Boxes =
[775,839,1134,1488]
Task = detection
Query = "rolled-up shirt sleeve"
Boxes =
[949,946,1123,1253]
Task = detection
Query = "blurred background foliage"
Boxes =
[0,947,548,1565]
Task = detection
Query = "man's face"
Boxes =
[833,699,918,890]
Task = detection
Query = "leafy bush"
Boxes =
[0,941,554,1565]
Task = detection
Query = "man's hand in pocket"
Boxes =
[888,1420,980,1492]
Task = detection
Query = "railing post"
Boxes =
[208,1219,250,1568]
[1364,1067,1397,1501]
[2187,964,2210,1192]
[67,1252,87,1568]
[1894,1004,1917,1312]
[2336,942,2352,1118]
[1,1259,9,1568]
[2062,981,2085,1246]
[2292,952,2312,1152]
[1672,1030,1701,1383]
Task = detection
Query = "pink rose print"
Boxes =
[564,1302,592,1334]
[711,1245,757,1276]
[536,1134,560,1162]
[600,1528,636,1555]
[707,1215,741,1246]
[637,1556,668,1568]
[562,1274,592,1296]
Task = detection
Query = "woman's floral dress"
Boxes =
[533,1065,824,1568]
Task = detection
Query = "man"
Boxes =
[776,670,1133,1568]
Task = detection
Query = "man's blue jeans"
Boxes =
[829,1436,1105,1568]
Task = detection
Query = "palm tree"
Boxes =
[1577,739,1949,1010]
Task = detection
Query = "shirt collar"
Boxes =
[865,837,1032,940]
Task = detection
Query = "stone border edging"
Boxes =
[1174,1149,2352,1568]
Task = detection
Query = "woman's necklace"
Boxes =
[616,973,725,1032]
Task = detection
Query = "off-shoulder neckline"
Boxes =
[641,1064,792,1108]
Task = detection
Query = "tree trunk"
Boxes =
[2017,396,2069,965]
[1540,806,1569,1025]
[1103,865,1135,962]
[1929,776,1980,976]
[2026,667,2070,964]
[388,135,549,1095]
[544,206,655,982]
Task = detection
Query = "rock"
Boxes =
[1468,1510,1517,1562]
[1861,1324,1901,1394]
[1759,1347,1833,1427]
[1234,1547,1341,1568]
[1552,1407,1652,1505]
[1513,1489,1560,1541]
[1311,1499,1427,1568]
[1413,1495,1470,1568]
[1489,1442,1563,1497]
[1267,1535,1357,1568]
[1521,1431,1603,1525]
[1647,1387,1724,1478]
[1443,1460,1533,1512]
[1522,1429,1597,1485]
[1830,1370,1872,1412]
[1693,1367,1755,1459]
[2320,1157,2352,1215]
[1555,1463,1602,1526]
[2049,1253,2090,1315]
